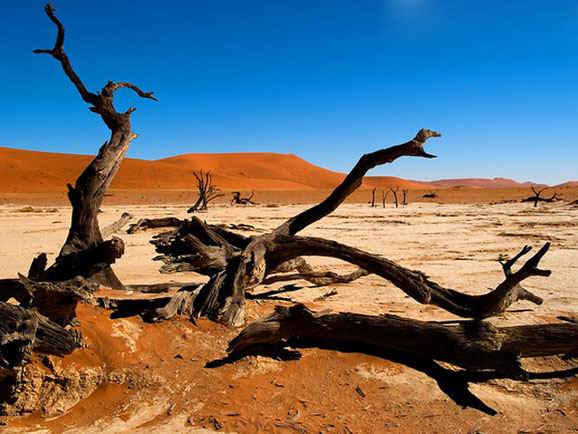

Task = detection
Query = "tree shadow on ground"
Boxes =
[207,339,578,416]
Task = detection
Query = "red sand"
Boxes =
[3,146,569,195]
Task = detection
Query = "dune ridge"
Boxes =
[0,146,562,193]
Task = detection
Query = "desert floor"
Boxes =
[1,201,578,433]
[1,186,577,207]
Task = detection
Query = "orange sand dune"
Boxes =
[157,152,345,189]
[0,147,328,192]
[0,146,557,194]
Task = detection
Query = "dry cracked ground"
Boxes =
[1,201,577,433]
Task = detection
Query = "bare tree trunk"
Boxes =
[381,190,389,208]
[402,189,408,206]
[32,4,157,289]
[370,188,376,207]
[390,187,399,208]
[228,304,578,380]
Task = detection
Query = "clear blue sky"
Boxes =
[1,1,577,183]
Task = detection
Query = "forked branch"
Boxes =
[34,3,156,129]
[265,236,550,319]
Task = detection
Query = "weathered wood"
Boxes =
[228,304,578,379]
[276,129,439,238]
[33,3,156,289]
[127,217,184,234]
[402,189,408,206]
[370,188,376,207]
[102,212,134,237]
[0,302,82,368]
[423,191,438,199]
[262,268,369,286]
[265,236,548,320]
[40,237,125,284]
[152,217,238,275]
[0,276,94,326]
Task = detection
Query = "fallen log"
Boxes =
[102,212,134,237]
[228,304,578,379]
[231,191,256,205]
[127,217,184,234]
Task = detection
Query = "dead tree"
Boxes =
[120,129,554,328]
[188,171,224,213]
[522,186,563,207]
[402,189,409,206]
[30,4,157,289]
[228,304,578,380]
[381,190,389,208]
[231,190,256,205]
[423,191,438,199]
[370,188,377,207]
[390,187,400,208]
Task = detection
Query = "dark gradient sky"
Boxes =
[1,1,577,183]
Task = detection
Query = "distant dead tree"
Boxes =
[232,190,256,205]
[522,186,563,208]
[402,189,409,206]
[370,188,377,207]
[390,187,400,208]
[423,191,438,199]
[381,190,389,208]
[188,170,224,213]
